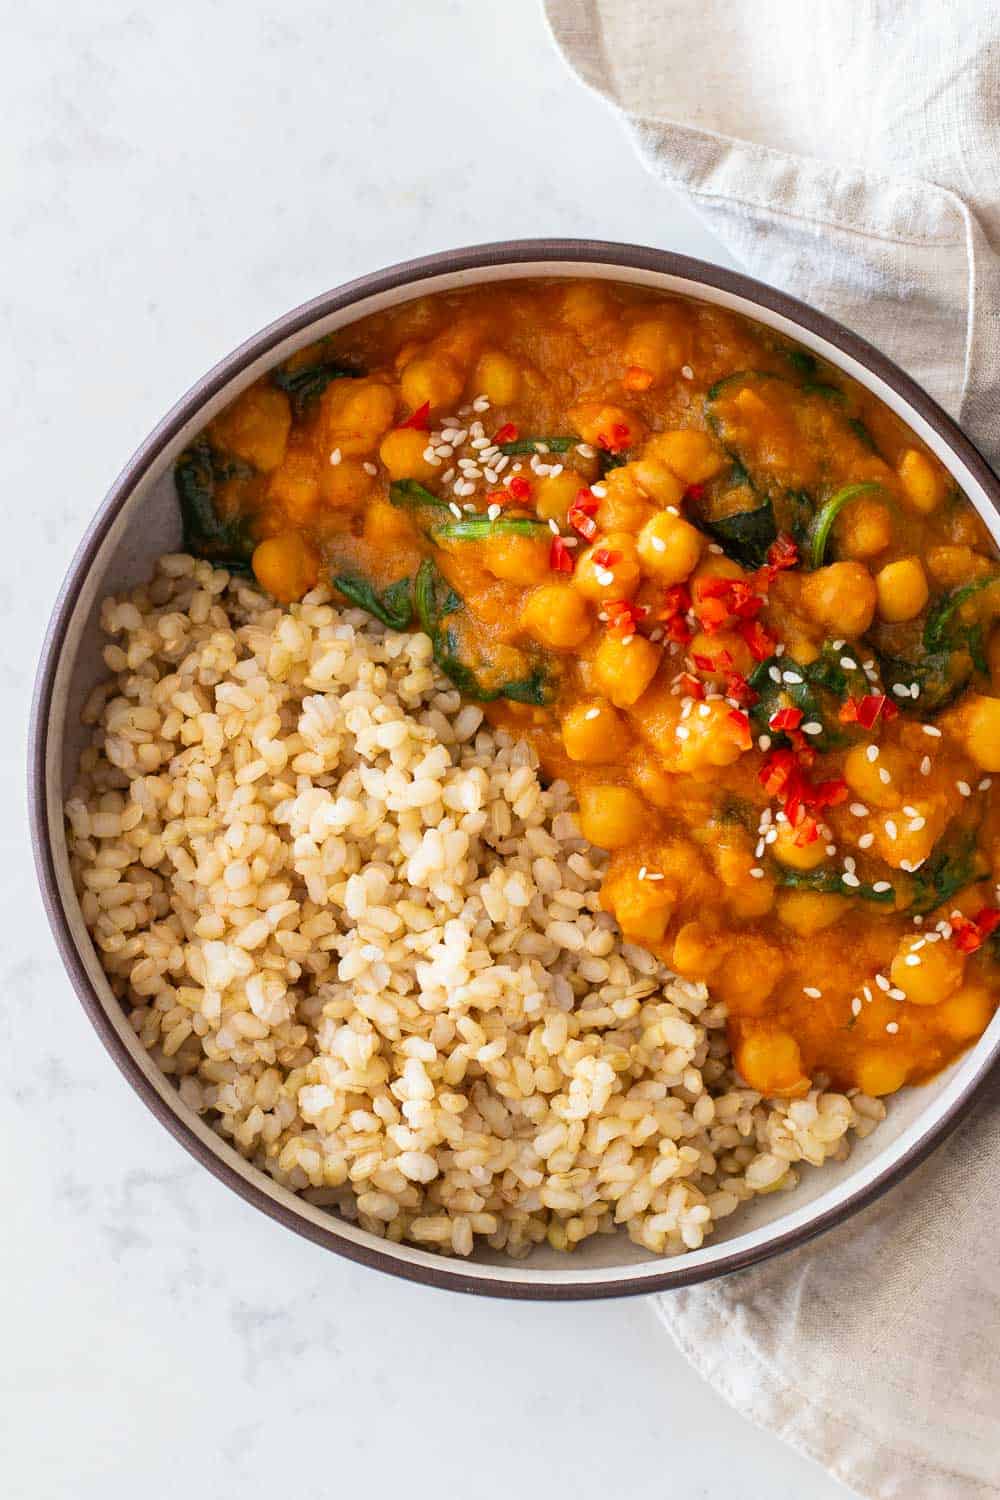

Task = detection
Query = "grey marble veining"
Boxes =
[4,1,850,1495]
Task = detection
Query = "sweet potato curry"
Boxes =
[176,279,1000,1100]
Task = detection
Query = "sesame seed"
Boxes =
[878,767,892,784]
[676,725,690,740]
[638,866,647,880]
[774,643,786,657]
[448,501,463,519]
[866,745,879,763]
[363,461,378,476]
[435,443,454,458]
[470,435,490,450]
[665,505,680,517]
[843,856,857,872]
[979,777,993,791]
[472,395,490,413]
[768,666,782,684]
[923,724,942,738]
[783,671,804,685]
[621,634,635,646]
[832,640,845,650]
[548,518,560,535]
[839,656,858,670]
[873,881,892,893]
[850,803,869,817]
[892,684,909,698]
[888,987,907,1001]
[755,839,765,858]
[708,543,724,555]
[851,998,862,1016]
[681,364,694,380]
[749,867,765,879]
[862,985,873,1002]
[884,820,898,839]
[825,843,837,855]
[802,721,823,735]
[590,483,607,499]
[886,1022,899,1034]
[329,447,342,466]
[442,467,456,484]
[920,756,932,776]
[576,443,597,458]
[908,816,926,832]
[957,781,972,797]
[487,503,502,521]
[758,734,772,751]
[875,973,890,992]
[766,829,779,844]
[842,872,861,888]
[803,986,822,998]
[858,833,875,849]
[647,871,665,882]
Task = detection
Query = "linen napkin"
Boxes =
[542,3,1000,1495]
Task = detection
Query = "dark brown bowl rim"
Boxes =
[29,237,1000,1300]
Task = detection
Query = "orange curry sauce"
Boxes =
[177,279,1000,1099]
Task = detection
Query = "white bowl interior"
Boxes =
[42,258,1000,1291]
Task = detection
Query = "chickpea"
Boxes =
[602,867,675,944]
[875,557,929,622]
[800,561,877,635]
[481,534,551,586]
[593,632,661,707]
[560,282,611,330]
[519,584,592,650]
[319,458,377,509]
[898,447,946,513]
[675,700,748,770]
[735,1030,810,1097]
[636,511,705,584]
[623,319,686,383]
[324,380,397,457]
[644,429,726,484]
[843,742,907,808]
[855,1050,911,1097]
[963,694,1000,771]
[399,355,464,414]
[267,449,320,523]
[890,934,965,1005]
[561,699,631,762]
[685,628,753,682]
[362,499,414,550]
[926,545,979,587]
[835,497,893,559]
[473,350,521,406]
[574,533,642,602]
[577,785,650,849]
[378,426,438,482]
[629,457,686,508]
[595,466,655,532]
[771,822,828,871]
[936,984,995,1043]
[568,402,644,453]
[534,468,588,524]
[692,553,744,590]
[776,890,846,935]
[252,533,319,604]
[209,384,291,472]
[671,921,725,979]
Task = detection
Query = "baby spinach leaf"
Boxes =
[333,572,414,630]
[413,559,553,704]
[774,866,897,904]
[700,502,778,569]
[807,482,884,569]
[907,832,984,915]
[271,358,360,416]
[873,648,965,716]
[174,438,256,573]
[924,576,998,674]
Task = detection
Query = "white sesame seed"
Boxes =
[803,986,822,999]
[858,833,875,849]
[922,724,942,738]
[758,734,772,751]
[920,756,932,776]
[886,1022,899,1034]
[755,839,765,858]
[646,871,665,881]
[839,656,857,670]
[363,461,378,476]
[957,781,972,797]
[875,974,890,992]
[851,998,862,1016]
[891,683,909,698]
[472,396,490,412]
[802,721,823,735]
[888,987,906,1001]
[873,881,892,893]
[441,467,455,484]
[699,702,711,718]
[908,816,926,832]
[749,867,765,879]
[448,501,463,519]
[435,443,454,458]
[590,483,607,499]
[783,671,804,685]
[884,820,898,839]
[844,856,857,872]
[766,829,779,844]
[826,844,837,856]
[681,364,694,380]
[850,803,869,817]
[878,767,892,784]
[979,777,993,791]
[487,503,502,521]
[638,866,647,880]
[676,725,690,740]
[329,447,342,466]
[774,643,786,657]
[548,518,560,535]
[708,543,724,555]
[866,745,879,763]
[842,872,861,888]
[576,442,597,458]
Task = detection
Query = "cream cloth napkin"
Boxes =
[543,4,1000,1495]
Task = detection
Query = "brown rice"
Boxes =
[65,554,886,1258]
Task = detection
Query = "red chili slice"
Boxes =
[726,672,759,708]
[952,907,1000,953]
[770,706,804,733]
[549,535,574,573]
[493,422,519,444]
[839,694,899,729]
[507,476,533,501]
[685,484,706,503]
[692,653,717,672]
[739,619,777,661]
[592,548,621,569]
[398,401,431,431]
[677,672,706,700]
[597,422,632,453]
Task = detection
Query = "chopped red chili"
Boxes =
[398,401,431,431]
[493,422,519,445]
[549,535,574,573]
[507,476,533,501]
[839,694,899,729]
[951,907,1000,954]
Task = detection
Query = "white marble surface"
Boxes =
[5,2,852,1496]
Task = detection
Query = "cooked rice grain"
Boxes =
[66,555,886,1258]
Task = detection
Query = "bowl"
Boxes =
[29,238,1000,1299]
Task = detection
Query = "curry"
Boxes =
[175,278,1000,1100]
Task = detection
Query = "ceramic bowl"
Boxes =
[29,239,1000,1298]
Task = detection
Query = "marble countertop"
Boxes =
[6,2,850,1495]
